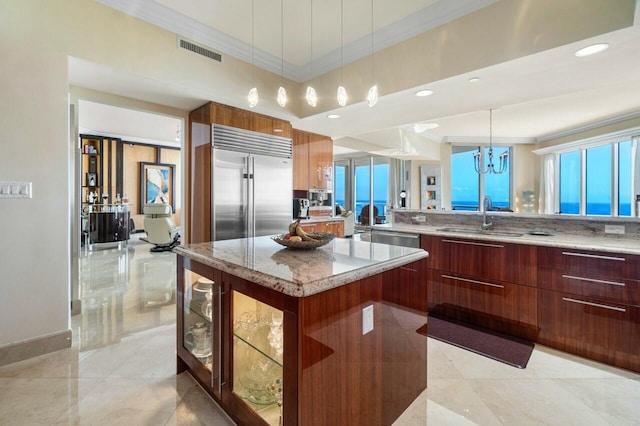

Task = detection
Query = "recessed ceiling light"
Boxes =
[327,114,340,119]
[575,43,609,57]
[468,77,480,83]
[414,123,439,133]
[415,89,433,97]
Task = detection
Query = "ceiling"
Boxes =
[74,0,640,158]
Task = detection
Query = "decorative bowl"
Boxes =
[271,232,335,249]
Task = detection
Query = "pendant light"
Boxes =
[276,0,287,107]
[305,0,318,107]
[336,0,347,107]
[247,0,259,108]
[366,0,378,107]
[474,109,509,174]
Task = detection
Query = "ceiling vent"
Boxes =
[178,37,222,63]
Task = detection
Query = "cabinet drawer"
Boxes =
[422,236,537,286]
[538,267,640,306]
[538,247,640,280]
[538,289,640,373]
[427,270,538,340]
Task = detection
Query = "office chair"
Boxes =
[142,203,180,252]
[359,204,379,225]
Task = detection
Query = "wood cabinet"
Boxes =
[292,129,332,191]
[292,129,309,191]
[421,235,538,340]
[203,102,293,137]
[298,220,344,237]
[537,247,640,372]
[177,254,428,425]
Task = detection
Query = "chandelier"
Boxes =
[474,109,508,174]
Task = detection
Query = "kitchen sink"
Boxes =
[436,227,524,237]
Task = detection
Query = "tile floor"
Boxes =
[0,236,639,425]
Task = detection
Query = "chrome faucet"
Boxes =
[482,195,493,230]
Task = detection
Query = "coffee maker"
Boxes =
[293,198,310,219]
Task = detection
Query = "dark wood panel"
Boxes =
[428,269,539,341]
[421,235,537,286]
[381,263,428,425]
[538,246,640,280]
[191,144,211,243]
[538,267,640,306]
[298,266,427,426]
[299,277,383,425]
[292,129,309,191]
[538,289,640,373]
[307,132,333,190]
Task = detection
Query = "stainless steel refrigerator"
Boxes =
[211,125,293,241]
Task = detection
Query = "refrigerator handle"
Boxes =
[248,156,255,238]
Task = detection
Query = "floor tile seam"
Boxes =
[467,377,614,424]
[47,378,108,424]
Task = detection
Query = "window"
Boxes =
[354,159,370,220]
[451,147,479,210]
[559,151,580,214]
[334,162,347,208]
[558,139,632,216]
[484,146,510,209]
[334,156,392,224]
[451,146,511,210]
[372,160,389,217]
[585,145,611,215]
[619,140,631,216]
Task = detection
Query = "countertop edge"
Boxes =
[371,224,640,255]
[174,246,429,298]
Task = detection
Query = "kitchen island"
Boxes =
[174,236,429,426]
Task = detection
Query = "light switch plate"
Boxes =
[362,305,374,335]
[0,181,32,199]
[604,224,625,235]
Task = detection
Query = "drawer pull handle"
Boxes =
[376,232,420,239]
[561,251,625,262]
[562,274,625,287]
[442,239,504,248]
[562,297,626,312]
[400,266,418,272]
[442,274,505,289]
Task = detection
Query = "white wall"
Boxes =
[0,0,286,349]
[0,27,70,344]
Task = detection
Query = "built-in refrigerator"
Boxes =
[211,125,292,241]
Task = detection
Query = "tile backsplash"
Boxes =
[392,210,640,240]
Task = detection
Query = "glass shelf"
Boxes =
[233,323,283,367]
[232,291,284,426]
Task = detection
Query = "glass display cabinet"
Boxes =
[232,291,284,426]
[177,259,224,399]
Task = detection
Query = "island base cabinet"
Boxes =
[298,265,427,426]
[538,289,640,373]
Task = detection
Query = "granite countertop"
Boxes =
[371,223,640,255]
[174,236,428,297]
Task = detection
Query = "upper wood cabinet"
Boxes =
[292,129,309,191]
[293,129,333,191]
[193,101,292,137]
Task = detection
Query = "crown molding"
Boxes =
[442,136,536,145]
[536,109,640,144]
[95,0,497,82]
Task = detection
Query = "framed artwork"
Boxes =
[140,162,175,213]
[420,165,441,210]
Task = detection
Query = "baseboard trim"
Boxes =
[0,329,72,367]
